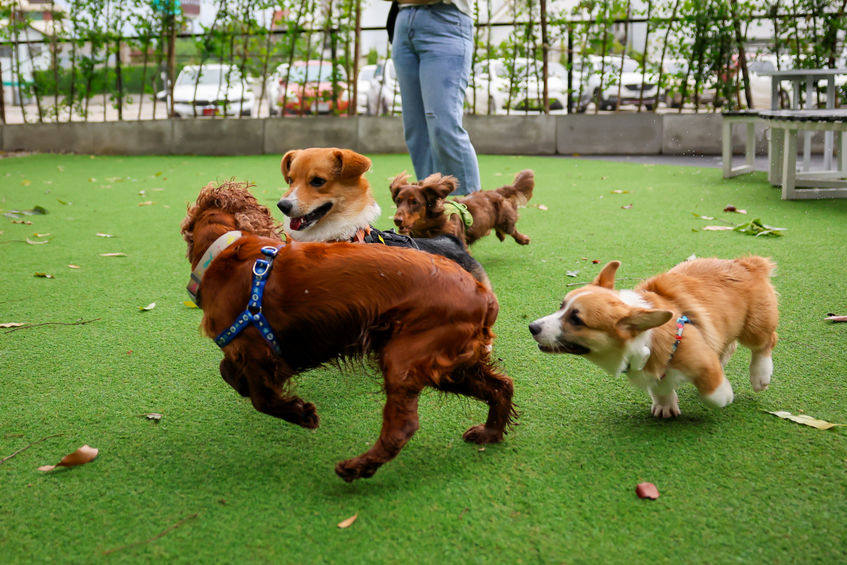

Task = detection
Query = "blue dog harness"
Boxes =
[212,245,284,355]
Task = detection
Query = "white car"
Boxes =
[368,59,402,115]
[356,64,377,115]
[467,58,568,114]
[575,55,659,111]
[165,64,254,118]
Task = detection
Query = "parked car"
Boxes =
[163,64,254,117]
[575,55,659,111]
[356,64,377,115]
[271,60,350,116]
[368,59,402,115]
[661,59,718,108]
[467,58,567,114]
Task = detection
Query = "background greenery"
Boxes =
[2,0,844,121]
[1,153,846,562]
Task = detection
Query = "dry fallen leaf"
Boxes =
[767,411,843,430]
[33,272,54,279]
[100,252,127,257]
[68,264,80,269]
[138,201,154,207]
[611,189,630,194]
[143,413,162,421]
[96,233,114,238]
[337,513,358,529]
[139,302,156,312]
[38,444,99,471]
[537,204,548,211]
[183,301,199,309]
[0,322,26,328]
[636,482,660,500]
[723,205,748,214]
[703,226,734,231]
[26,238,49,245]
[621,204,633,209]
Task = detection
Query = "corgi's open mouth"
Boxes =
[289,202,332,231]
[537,340,590,355]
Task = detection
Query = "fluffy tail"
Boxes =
[737,255,777,278]
[495,169,534,208]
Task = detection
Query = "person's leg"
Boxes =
[413,4,480,195]
[392,8,434,180]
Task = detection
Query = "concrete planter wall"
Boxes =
[0,113,780,157]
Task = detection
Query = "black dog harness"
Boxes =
[211,245,284,355]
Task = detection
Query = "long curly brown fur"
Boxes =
[181,180,283,260]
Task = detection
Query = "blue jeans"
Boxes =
[392,4,480,195]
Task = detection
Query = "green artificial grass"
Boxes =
[1,152,846,563]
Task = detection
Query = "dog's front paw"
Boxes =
[462,424,504,444]
[650,390,680,418]
[335,457,378,482]
[298,402,320,429]
[514,234,530,245]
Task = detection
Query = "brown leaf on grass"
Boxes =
[0,322,26,328]
[143,413,162,421]
[723,205,747,214]
[26,237,49,245]
[33,272,54,279]
[621,204,633,209]
[703,226,734,231]
[611,189,630,194]
[636,482,660,500]
[825,314,847,323]
[38,444,99,471]
[337,513,358,528]
[138,201,154,207]
[766,411,844,430]
[100,252,127,257]
[68,264,80,269]
[96,232,114,238]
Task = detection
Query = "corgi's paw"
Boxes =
[650,390,680,418]
[749,354,773,392]
[702,376,734,408]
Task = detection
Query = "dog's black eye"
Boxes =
[310,177,326,188]
[569,310,584,327]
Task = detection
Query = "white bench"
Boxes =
[721,110,760,179]
[760,110,847,200]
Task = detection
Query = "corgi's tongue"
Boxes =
[290,216,305,230]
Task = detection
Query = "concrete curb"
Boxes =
[1,114,806,156]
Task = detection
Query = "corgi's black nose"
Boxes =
[528,322,541,336]
[277,199,293,216]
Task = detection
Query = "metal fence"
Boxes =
[1,0,844,125]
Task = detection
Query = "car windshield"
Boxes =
[288,63,346,83]
[176,67,241,86]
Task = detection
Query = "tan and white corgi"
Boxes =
[529,257,779,417]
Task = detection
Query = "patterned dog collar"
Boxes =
[186,230,242,304]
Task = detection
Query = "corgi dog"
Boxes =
[529,257,778,418]
[277,147,380,243]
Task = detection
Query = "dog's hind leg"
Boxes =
[335,383,423,482]
[437,361,515,444]
[236,356,319,429]
[748,331,777,392]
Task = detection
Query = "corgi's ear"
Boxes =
[618,309,673,332]
[592,260,621,289]
[333,149,372,179]
[389,171,410,200]
[281,150,298,182]
[420,173,457,201]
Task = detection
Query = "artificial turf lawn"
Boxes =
[1,151,846,563]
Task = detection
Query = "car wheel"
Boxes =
[645,103,655,111]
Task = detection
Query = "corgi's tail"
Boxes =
[496,169,534,208]
[737,255,777,278]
